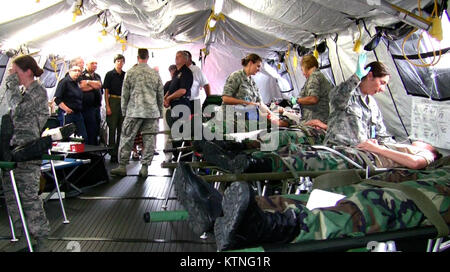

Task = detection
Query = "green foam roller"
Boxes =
[0,161,16,170]
[145,210,189,222]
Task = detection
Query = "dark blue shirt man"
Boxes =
[163,51,193,158]
[164,51,193,112]
[79,59,102,145]
[54,64,88,140]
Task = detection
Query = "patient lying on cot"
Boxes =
[196,132,440,174]
[174,162,450,251]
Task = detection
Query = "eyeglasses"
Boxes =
[70,69,81,72]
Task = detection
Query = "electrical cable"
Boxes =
[401,0,442,67]
[333,34,346,82]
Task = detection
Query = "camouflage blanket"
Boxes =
[256,168,450,243]
[251,144,368,172]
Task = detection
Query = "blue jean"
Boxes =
[82,106,100,145]
[60,112,88,141]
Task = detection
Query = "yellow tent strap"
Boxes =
[353,23,363,53]
[205,8,225,33]
[313,37,319,59]
[50,57,60,81]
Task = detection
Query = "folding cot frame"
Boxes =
[0,152,90,252]
[158,140,449,252]
[0,161,35,252]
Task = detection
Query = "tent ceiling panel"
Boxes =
[0,0,63,25]
[1,0,437,52]
[161,10,211,43]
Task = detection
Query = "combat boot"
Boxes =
[202,141,249,173]
[174,162,223,235]
[139,164,148,178]
[11,136,52,162]
[244,157,273,173]
[0,113,14,161]
[214,182,300,251]
[111,164,127,176]
[193,140,247,153]
[35,236,52,252]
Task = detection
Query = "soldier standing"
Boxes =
[0,55,52,252]
[110,48,164,178]
[221,53,287,129]
[103,54,126,163]
[291,54,333,124]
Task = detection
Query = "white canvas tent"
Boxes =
[1,0,449,152]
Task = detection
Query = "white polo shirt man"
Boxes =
[188,64,209,111]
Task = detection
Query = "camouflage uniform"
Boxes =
[211,67,263,137]
[257,126,326,150]
[1,74,51,237]
[324,74,394,146]
[252,138,439,174]
[222,69,263,108]
[255,168,450,243]
[118,63,164,166]
[251,145,362,172]
[221,69,263,130]
[298,70,332,123]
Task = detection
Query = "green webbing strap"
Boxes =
[362,179,449,238]
[262,152,299,194]
[262,152,299,181]
[312,169,362,190]
[355,149,376,172]
[0,161,16,170]
[298,126,314,145]
[312,170,448,237]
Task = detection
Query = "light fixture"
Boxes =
[367,0,432,31]
[208,18,217,29]
[214,0,224,15]
[364,32,382,51]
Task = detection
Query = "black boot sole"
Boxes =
[202,141,248,173]
[174,163,221,235]
[214,182,250,251]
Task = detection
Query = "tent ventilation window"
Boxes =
[40,58,67,89]
[385,10,450,101]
